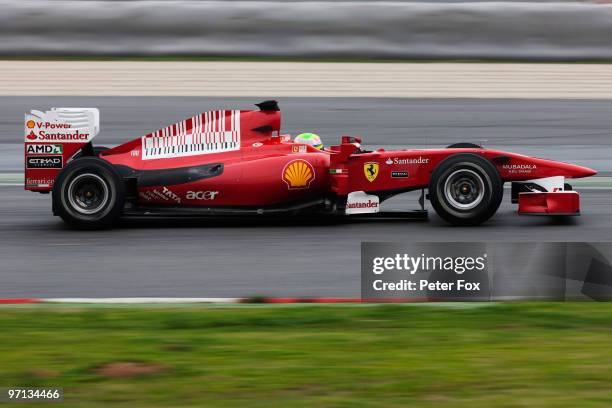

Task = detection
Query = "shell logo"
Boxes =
[26,120,36,129]
[282,159,315,190]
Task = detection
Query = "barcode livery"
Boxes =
[142,110,241,160]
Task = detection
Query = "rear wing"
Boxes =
[24,108,99,192]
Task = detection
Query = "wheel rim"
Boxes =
[67,173,109,215]
[443,169,485,210]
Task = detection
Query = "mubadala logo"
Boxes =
[502,164,537,170]
[186,190,219,200]
[502,164,537,174]
[386,157,429,165]
[26,144,62,155]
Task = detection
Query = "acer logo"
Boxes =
[186,191,219,200]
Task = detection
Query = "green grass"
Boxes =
[2,303,612,407]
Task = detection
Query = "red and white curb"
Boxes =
[0,297,430,304]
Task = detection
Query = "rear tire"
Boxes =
[429,153,503,226]
[52,157,124,230]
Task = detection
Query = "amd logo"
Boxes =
[26,144,62,155]
[186,191,219,200]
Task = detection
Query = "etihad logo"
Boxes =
[26,155,63,169]
[364,162,379,182]
[386,157,429,165]
[283,159,315,190]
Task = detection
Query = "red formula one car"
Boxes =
[23,101,596,229]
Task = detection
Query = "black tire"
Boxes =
[429,153,503,226]
[52,157,124,229]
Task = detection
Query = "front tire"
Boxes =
[429,153,503,226]
[52,157,124,229]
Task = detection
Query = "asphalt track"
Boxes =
[1,97,611,297]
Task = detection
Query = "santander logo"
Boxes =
[26,131,37,140]
[346,199,379,209]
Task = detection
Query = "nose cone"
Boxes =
[570,164,597,179]
[533,157,597,179]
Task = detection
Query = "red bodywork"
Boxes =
[24,104,596,216]
[518,192,581,215]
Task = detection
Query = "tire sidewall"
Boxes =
[53,158,124,229]
[429,154,503,225]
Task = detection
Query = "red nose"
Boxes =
[568,164,597,179]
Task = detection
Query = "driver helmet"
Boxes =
[294,133,324,150]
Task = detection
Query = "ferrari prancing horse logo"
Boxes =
[364,162,379,182]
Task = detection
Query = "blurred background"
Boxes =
[1,0,612,59]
